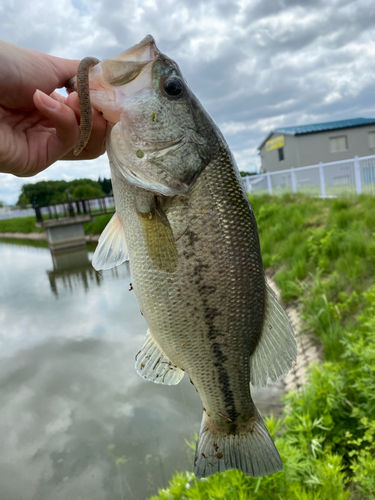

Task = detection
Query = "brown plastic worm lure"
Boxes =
[73,56,100,156]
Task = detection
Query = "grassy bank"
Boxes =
[0,213,112,236]
[0,216,45,233]
[83,213,112,235]
[149,194,375,500]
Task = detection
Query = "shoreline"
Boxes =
[0,232,100,242]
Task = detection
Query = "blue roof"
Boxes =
[275,117,375,135]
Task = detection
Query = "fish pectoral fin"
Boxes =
[135,329,184,385]
[138,198,178,273]
[250,281,297,387]
[92,212,129,271]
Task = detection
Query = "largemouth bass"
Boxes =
[69,35,297,479]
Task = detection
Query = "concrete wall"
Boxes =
[44,215,92,251]
[260,125,375,173]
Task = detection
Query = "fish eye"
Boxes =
[163,76,184,98]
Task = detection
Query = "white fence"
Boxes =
[244,154,375,197]
[0,196,115,221]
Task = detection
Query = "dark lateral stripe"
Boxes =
[191,244,240,425]
[212,343,238,424]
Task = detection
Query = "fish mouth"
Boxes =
[66,35,161,144]
[66,35,159,93]
[108,34,160,64]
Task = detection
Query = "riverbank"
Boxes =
[0,232,99,242]
[0,232,47,240]
[0,213,112,241]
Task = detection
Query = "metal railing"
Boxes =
[244,154,375,197]
[34,195,115,223]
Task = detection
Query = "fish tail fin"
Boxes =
[194,410,282,479]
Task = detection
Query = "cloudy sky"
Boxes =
[1,0,375,204]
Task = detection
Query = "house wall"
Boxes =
[259,133,300,173]
[260,125,375,173]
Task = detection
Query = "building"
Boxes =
[258,117,375,173]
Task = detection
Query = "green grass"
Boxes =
[250,183,375,198]
[0,212,113,236]
[149,194,375,500]
[83,213,113,235]
[0,216,45,233]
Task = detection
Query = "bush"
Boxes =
[149,195,375,500]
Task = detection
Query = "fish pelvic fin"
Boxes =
[135,329,184,385]
[250,281,297,387]
[138,197,178,273]
[194,410,282,479]
[92,212,129,271]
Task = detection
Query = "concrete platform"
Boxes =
[42,215,92,252]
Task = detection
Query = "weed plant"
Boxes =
[149,194,375,500]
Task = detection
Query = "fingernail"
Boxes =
[36,89,60,110]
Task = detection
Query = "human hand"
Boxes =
[0,40,107,177]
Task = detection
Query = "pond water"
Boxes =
[0,239,284,500]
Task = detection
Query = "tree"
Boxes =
[98,177,112,195]
[17,179,105,206]
[70,184,104,200]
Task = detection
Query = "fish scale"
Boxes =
[73,34,297,478]
[112,143,264,428]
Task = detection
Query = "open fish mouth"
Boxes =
[104,34,159,66]
[66,36,161,154]
[66,35,159,92]
[99,35,160,88]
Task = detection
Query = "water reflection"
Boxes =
[0,240,284,500]
[48,248,98,297]
[46,246,126,297]
[0,337,200,500]
[0,240,201,500]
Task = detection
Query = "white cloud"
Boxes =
[1,0,375,203]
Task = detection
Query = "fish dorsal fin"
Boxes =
[135,329,185,385]
[250,282,297,387]
[92,212,129,271]
[138,197,178,273]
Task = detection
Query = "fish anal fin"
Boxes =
[135,329,184,385]
[92,212,128,271]
[138,198,178,273]
[250,281,297,387]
